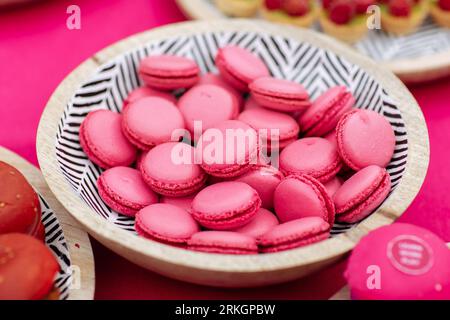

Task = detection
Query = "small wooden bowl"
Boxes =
[0,147,95,299]
[37,20,429,287]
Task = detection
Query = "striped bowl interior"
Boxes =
[38,194,72,300]
[54,31,408,238]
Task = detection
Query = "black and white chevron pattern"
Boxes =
[55,31,408,237]
[39,195,72,300]
[203,0,450,61]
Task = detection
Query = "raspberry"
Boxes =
[282,0,310,16]
[265,0,283,10]
[322,0,334,9]
[329,0,356,24]
[355,0,376,14]
[439,0,450,11]
[388,0,412,17]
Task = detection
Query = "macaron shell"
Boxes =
[122,97,185,150]
[0,233,59,300]
[258,217,330,253]
[346,223,450,300]
[274,174,335,224]
[337,109,396,170]
[139,55,200,90]
[178,84,239,135]
[234,165,283,209]
[187,231,258,254]
[237,108,300,145]
[0,162,41,235]
[141,142,207,197]
[191,181,261,230]
[280,138,342,183]
[334,165,391,223]
[198,73,244,108]
[135,204,200,244]
[299,86,355,137]
[196,120,259,178]
[324,176,343,198]
[231,208,279,239]
[123,86,177,109]
[160,194,196,212]
[97,167,158,217]
[250,77,310,112]
[216,46,270,92]
[79,110,136,169]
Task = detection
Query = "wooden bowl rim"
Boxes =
[0,146,95,300]
[36,19,429,274]
[175,0,450,82]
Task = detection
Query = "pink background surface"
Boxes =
[1,0,449,299]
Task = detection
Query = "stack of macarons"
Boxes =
[80,44,396,255]
[0,162,60,299]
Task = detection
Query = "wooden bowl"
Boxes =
[175,0,450,83]
[0,146,95,299]
[36,20,429,287]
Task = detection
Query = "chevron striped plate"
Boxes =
[176,0,450,82]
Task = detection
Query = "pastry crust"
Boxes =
[430,2,450,28]
[260,3,319,28]
[215,0,261,17]
[319,11,368,43]
[381,1,430,35]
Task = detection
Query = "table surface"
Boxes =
[1,0,449,300]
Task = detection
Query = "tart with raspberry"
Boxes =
[381,0,429,35]
[261,0,319,28]
[215,0,262,17]
[430,0,450,27]
[319,0,374,43]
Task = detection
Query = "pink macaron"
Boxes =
[258,217,330,253]
[280,137,342,183]
[140,142,207,197]
[231,208,279,239]
[249,77,310,112]
[123,86,177,110]
[79,110,136,169]
[188,231,258,255]
[299,86,355,137]
[191,181,261,230]
[336,109,396,170]
[139,55,200,90]
[198,73,244,108]
[274,174,335,224]
[160,194,196,212]
[233,164,283,209]
[215,46,270,92]
[135,203,200,246]
[178,84,239,137]
[122,97,185,150]
[97,167,158,217]
[238,108,300,151]
[196,120,259,178]
[334,165,391,223]
[346,223,450,300]
[243,95,263,111]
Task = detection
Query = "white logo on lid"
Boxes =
[387,235,434,276]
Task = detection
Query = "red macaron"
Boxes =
[0,161,43,238]
[0,233,59,300]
